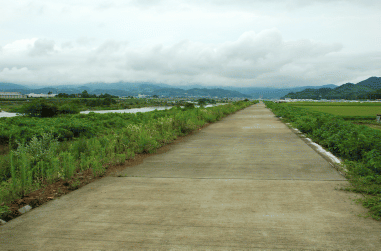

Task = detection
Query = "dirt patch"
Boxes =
[0,123,211,223]
[0,144,9,155]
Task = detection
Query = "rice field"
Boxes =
[285,101,381,130]
[296,106,381,117]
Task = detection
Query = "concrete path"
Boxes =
[1,102,380,250]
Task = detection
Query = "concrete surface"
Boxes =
[1,102,380,250]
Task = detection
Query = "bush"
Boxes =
[58,103,80,115]
[13,132,59,165]
[183,102,195,110]
[19,100,59,118]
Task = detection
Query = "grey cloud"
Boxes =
[28,39,55,57]
[76,37,95,46]
[61,42,74,49]
[129,0,164,6]
[1,31,379,87]
[23,2,46,15]
[96,1,115,10]
[122,29,344,81]
[203,0,380,7]
[95,40,128,54]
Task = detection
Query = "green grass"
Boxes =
[296,106,381,117]
[287,101,381,106]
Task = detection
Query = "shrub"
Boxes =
[183,102,195,110]
[58,103,80,115]
[19,99,59,118]
[363,149,381,175]
[13,132,59,165]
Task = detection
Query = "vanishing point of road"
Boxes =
[1,102,380,250]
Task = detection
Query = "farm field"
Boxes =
[286,101,381,106]
[285,102,381,130]
[295,105,380,117]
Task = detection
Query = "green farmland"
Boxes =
[286,102,381,128]
[294,105,381,117]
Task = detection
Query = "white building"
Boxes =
[0,92,27,99]
[27,93,57,98]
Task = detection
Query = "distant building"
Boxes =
[27,93,57,98]
[137,94,147,98]
[0,92,27,99]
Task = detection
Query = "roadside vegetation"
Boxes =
[1,97,166,113]
[0,100,258,220]
[0,95,227,114]
[264,101,381,220]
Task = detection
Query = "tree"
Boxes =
[19,99,58,118]
[19,99,80,117]
[102,97,117,106]
[57,93,69,98]
[198,99,207,106]
[81,90,90,98]
[98,93,118,99]
[183,102,195,110]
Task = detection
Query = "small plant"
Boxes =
[19,150,31,197]
[90,151,105,177]
[79,153,90,171]
[0,204,11,219]
[46,157,61,183]
[61,152,75,180]
[13,132,59,165]
[69,179,81,190]
[115,154,126,165]
[10,151,18,197]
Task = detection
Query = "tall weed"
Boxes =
[13,132,59,165]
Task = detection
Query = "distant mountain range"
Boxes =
[284,77,381,100]
[1,77,379,99]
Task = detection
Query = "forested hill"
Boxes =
[284,77,381,100]
[152,87,250,98]
[0,82,250,98]
[3,78,380,99]
[0,82,30,91]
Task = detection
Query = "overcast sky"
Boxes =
[0,0,380,88]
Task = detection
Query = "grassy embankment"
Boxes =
[265,101,381,220]
[0,100,258,219]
